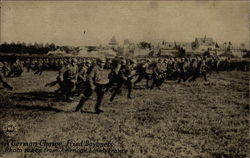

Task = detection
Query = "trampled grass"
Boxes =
[0,70,249,158]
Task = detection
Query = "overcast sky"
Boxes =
[1,1,249,47]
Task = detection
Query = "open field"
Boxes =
[0,70,249,158]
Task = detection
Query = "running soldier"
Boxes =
[0,62,14,90]
[134,59,151,88]
[75,58,109,114]
[109,59,137,101]
[150,59,166,89]
[62,58,79,101]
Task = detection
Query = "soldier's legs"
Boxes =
[156,77,165,88]
[0,72,13,90]
[202,72,208,82]
[145,74,150,88]
[39,68,43,75]
[126,81,134,99]
[177,73,182,83]
[110,82,124,102]
[95,86,105,113]
[150,78,155,89]
[134,74,143,85]
[189,70,199,82]
[75,88,93,112]
[65,80,76,101]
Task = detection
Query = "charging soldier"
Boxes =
[134,59,151,88]
[0,62,14,90]
[75,58,109,114]
[150,59,166,89]
[63,58,78,101]
[109,59,137,101]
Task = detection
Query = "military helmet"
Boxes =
[71,58,78,63]
[130,59,137,64]
[120,59,126,65]
[96,57,106,63]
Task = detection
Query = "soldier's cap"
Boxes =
[86,60,91,64]
[96,57,106,63]
[120,59,126,64]
[71,58,78,63]
[130,59,137,64]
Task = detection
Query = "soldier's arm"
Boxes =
[120,70,128,81]
[88,67,96,90]
[114,64,121,75]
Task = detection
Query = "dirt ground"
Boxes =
[0,70,249,158]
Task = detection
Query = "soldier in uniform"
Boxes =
[213,56,221,73]
[134,59,151,88]
[177,58,190,83]
[75,58,109,114]
[7,59,23,77]
[34,59,43,75]
[0,62,14,90]
[106,57,123,92]
[2,61,11,77]
[189,58,209,82]
[75,62,88,96]
[62,58,78,101]
[224,57,231,72]
[109,59,137,101]
[150,59,166,89]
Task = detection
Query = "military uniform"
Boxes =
[134,60,150,88]
[109,59,136,101]
[177,58,190,83]
[0,63,13,90]
[63,59,78,101]
[75,64,88,96]
[189,59,208,82]
[75,58,109,114]
[150,60,166,89]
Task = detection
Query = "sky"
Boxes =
[1,1,249,47]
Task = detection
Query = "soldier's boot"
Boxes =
[150,80,155,89]
[127,82,134,99]
[95,92,104,114]
[110,91,117,102]
[74,96,87,112]
[95,98,104,114]
[3,82,14,91]
[203,73,208,82]
[110,83,123,102]
[134,76,142,86]
[146,78,150,88]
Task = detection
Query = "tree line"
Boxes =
[0,42,81,54]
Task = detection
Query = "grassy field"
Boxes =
[0,70,249,158]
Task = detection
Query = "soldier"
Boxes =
[2,61,11,77]
[189,58,209,82]
[26,58,32,72]
[106,57,123,92]
[213,56,221,73]
[0,62,14,90]
[109,59,137,101]
[224,57,231,72]
[7,59,23,77]
[62,58,78,101]
[75,58,109,114]
[177,58,190,83]
[34,59,43,75]
[134,59,151,88]
[150,59,166,89]
[75,62,88,96]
